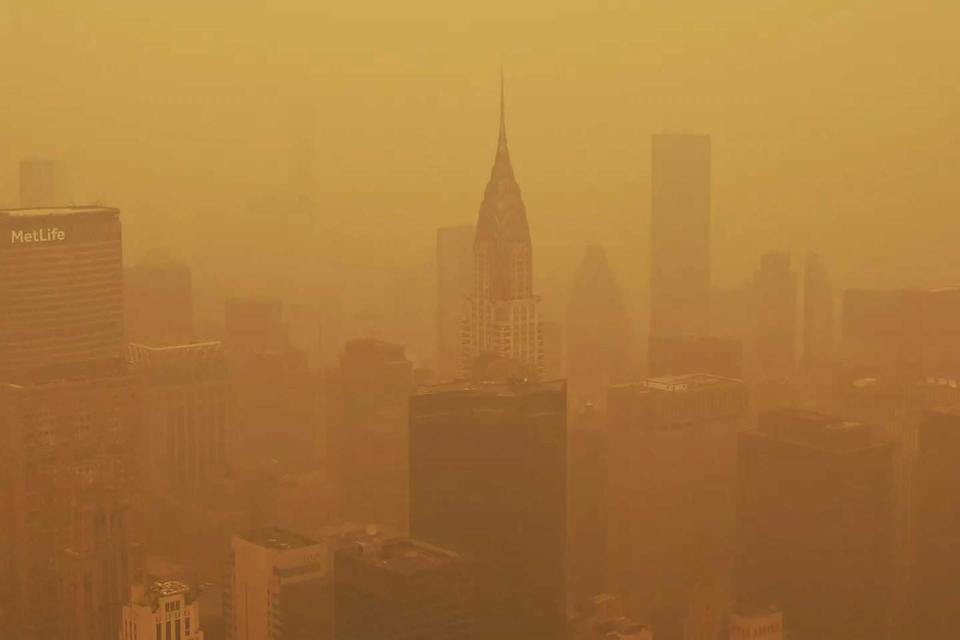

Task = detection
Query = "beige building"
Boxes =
[728,608,782,640]
[120,580,204,640]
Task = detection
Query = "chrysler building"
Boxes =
[463,75,542,377]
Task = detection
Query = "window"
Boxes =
[185,618,190,636]
[166,621,171,640]
[156,623,161,640]
[175,620,181,640]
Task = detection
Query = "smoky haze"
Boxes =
[2,0,959,299]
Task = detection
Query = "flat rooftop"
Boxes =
[340,535,463,575]
[0,205,119,218]
[239,527,320,550]
[613,373,743,394]
[414,378,565,397]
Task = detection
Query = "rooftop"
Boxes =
[0,205,118,218]
[339,534,463,575]
[613,373,743,394]
[414,378,565,398]
[238,526,320,551]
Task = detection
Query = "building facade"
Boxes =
[462,78,542,376]
[410,378,566,640]
[120,580,205,640]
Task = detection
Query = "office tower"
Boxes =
[682,575,732,640]
[225,528,329,640]
[607,375,748,638]
[126,253,194,346]
[753,252,798,380]
[2,358,136,640]
[437,225,474,381]
[19,157,68,208]
[568,407,608,601]
[333,531,477,640]
[0,207,124,379]
[737,409,895,640]
[567,246,628,410]
[647,336,742,379]
[728,608,782,640]
[462,77,542,376]
[327,338,414,529]
[410,378,566,640]
[801,253,834,368]
[121,580,205,640]
[650,134,711,341]
[911,408,960,636]
[918,287,960,378]
[129,342,229,494]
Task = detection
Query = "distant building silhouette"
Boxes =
[225,528,329,640]
[650,134,711,341]
[728,607,782,640]
[462,76,542,376]
[607,374,748,638]
[753,252,798,380]
[737,409,895,640]
[567,407,608,601]
[126,253,195,346]
[569,594,652,640]
[567,246,628,410]
[0,207,124,380]
[129,342,229,495]
[801,252,834,367]
[120,580,205,640]
[327,338,414,530]
[19,157,68,208]
[540,320,564,380]
[334,531,477,640]
[436,225,474,381]
[410,377,566,640]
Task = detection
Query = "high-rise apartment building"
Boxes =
[334,531,476,640]
[436,225,474,381]
[121,580,205,640]
[225,528,329,640]
[0,207,124,379]
[607,374,748,637]
[409,378,566,640]
[462,78,542,376]
[650,134,711,341]
[737,409,894,640]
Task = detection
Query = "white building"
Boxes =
[729,608,783,640]
[120,581,204,640]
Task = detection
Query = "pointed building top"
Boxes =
[498,65,507,148]
[492,67,513,180]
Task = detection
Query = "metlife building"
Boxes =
[0,206,124,378]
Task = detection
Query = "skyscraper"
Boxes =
[120,580,206,640]
[409,378,566,640]
[606,374,748,637]
[125,253,195,346]
[334,531,477,640]
[753,252,798,380]
[327,338,414,530]
[462,76,542,376]
[801,253,834,369]
[436,225,474,381]
[2,358,136,640]
[0,207,124,379]
[650,134,711,341]
[19,157,68,208]
[737,409,895,640]
[566,245,628,410]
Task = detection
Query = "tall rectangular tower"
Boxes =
[737,409,895,640]
[0,206,124,379]
[436,225,473,381]
[409,379,566,640]
[650,134,711,340]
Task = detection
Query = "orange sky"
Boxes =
[1,0,958,292]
